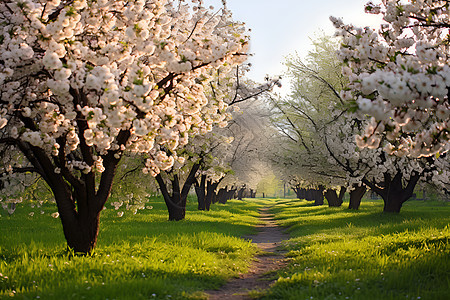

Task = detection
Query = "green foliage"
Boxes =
[270,33,349,187]
[257,174,283,197]
[0,198,261,299]
[21,177,54,204]
[263,199,450,300]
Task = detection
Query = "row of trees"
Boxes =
[0,0,448,255]
[267,0,449,212]
[0,0,277,254]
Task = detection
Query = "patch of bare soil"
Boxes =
[206,207,289,299]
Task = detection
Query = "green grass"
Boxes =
[0,196,266,299]
[263,198,450,300]
[2,196,449,299]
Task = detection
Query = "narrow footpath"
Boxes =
[207,207,290,299]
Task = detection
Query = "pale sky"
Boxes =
[205,0,382,90]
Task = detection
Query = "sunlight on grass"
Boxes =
[2,197,447,299]
[264,198,450,300]
[0,197,268,299]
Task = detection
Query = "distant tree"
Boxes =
[152,65,280,217]
[267,34,350,207]
[268,33,449,212]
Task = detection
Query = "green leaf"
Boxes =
[65,6,76,17]
[133,78,144,85]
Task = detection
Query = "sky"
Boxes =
[204,0,383,92]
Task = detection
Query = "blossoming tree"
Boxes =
[324,113,449,212]
[332,0,449,158]
[153,67,280,217]
[268,33,449,212]
[268,35,350,207]
[0,0,249,253]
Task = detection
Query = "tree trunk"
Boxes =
[217,188,228,204]
[227,188,236,200]
[382,172,420,213]
[156,163,200,220]
[211,187,219,204]
[195,174,207,210]
[305,189,313,201]
[62,209,100,254]
[299,188,306,199]
[237,186,246,200]
[363,171,421,213]
[324,186,346,207]
[292,186,307,200]
[338,186,346,203]
[205,180,219,210]
[348,185,366,210]
[324,189,342,207]
[156,174,185,220]
[314,186,324,206]
[52,176,104,254]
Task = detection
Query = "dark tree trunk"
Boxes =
[363,171,421,213]
[60,205,101,254]
[227,188,236,200]
[16,128,131,254]
[205,180,220,210]
[156,163,200,220]
[305,189,313,201]
[298,188,306,199]
[51,176,104,254]
[195,174,207,210]
[217,188,228,204]
[205,181,213,210]
[292,186,308,200]
[338,186,346,203]
[348,185,366,210]
[314,186,324,206]
[325,190,341,207]
[156,174,185,220]
[324,186,345,207]
[211,187,219,204]
[237,186,246,200]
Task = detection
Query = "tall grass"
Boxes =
[264,199,450,300]
[0,196,263,299]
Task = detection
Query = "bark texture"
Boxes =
[348,185,366,210]
[15,126,130,254]
[324,186,346,207]
[363,171,421,213]
[156,163,200,221]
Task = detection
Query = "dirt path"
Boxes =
[206,207,289,299]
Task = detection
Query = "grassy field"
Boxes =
[0,197,266,299]
[1,196,449,300]
[264,199,450,300]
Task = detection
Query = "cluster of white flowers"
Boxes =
[109,193,149,217]
[0,0,250,203]
[325,113,449,192]
[332,0,449,158]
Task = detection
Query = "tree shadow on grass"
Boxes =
[8,268,225,300]
[264,237,449,300]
